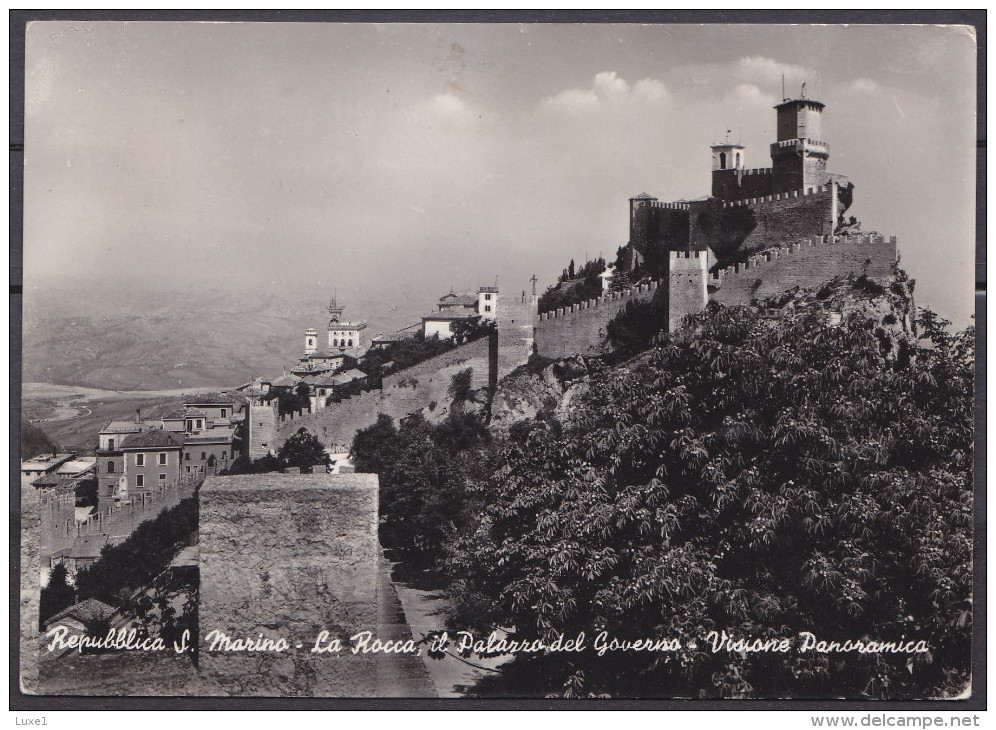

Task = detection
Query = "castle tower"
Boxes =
[626,193,657,271]
[668,250,710,333]
[770,95,830,194]
[710,142,746,198]
[304,328,318,355]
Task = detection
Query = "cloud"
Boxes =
[735,56,810,85]
[544,72,668,111]
[427,92,475,121]
[847,77,880,93]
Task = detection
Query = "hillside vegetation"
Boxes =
[358,273,974,699]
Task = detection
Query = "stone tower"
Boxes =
[770,96,829,194]
[304,328,318,355]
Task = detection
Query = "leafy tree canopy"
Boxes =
[447,296,973,699]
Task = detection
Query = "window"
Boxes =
[719,152,727,169]
[221,409,227,418]
[107,438,114,450]
[159,473,166,481]
[136,475,144,487]
[485,294,491,300]
[186,466,191,474]
[107,461,115,474]
[201,452,206,460]
[158,452,167,465]
[348,339,353,347]
[485,305,491,312]
[196,419,203,429]
[136,454,145,466]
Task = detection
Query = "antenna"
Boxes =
[782,74,785,101]
[801,81,806,99]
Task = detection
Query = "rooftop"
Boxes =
[120,429,185,450]
[99,421,145,434]
[21,453,75,470]
[423,310,480,321]
[328,321,368,331]
[45,597,117,628]
[438,293,477,307]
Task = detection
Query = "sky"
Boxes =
[23,22,977,328]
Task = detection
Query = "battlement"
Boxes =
[670,250,708,261]
[721,184,831,208]
[538,280,660,321]
[736,167,774,177]
[710,233,896,282]
[649,201,690,211]
[773,137,829,150]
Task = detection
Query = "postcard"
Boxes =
[16,19,978,702]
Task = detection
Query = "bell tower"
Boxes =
[304,328,318,355]
[710,141,746,198]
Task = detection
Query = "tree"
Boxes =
[606,292,669,357]
[447,290,973,699]
[278,428,329,472]
[40,563,75,629]
[352,412,494,568]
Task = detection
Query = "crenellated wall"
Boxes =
[535,281,661,359]
[276,336,494,451]
[708,233,898,307]
[693,185,836,254]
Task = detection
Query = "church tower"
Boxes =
[770,93,830,194]
[304,328,318,355]
[710,142,746,198]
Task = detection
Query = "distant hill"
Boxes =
[21,285,408,391]
[20,422,57,460]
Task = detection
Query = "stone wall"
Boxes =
[277,336,494,451]
[721,186,835,253]
[198,473,386,697]
[19,479,40,694]
[709,234,898,307]
[535,282,660,359]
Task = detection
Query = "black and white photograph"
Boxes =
[14,16,980,705]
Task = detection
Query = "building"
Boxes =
[21,453,75,480]
[422,286,500,340]
[96,398,244,509]
[325,295,367,351]
[117,429,185,501]
[422,308,480,340]
[478,286,499,320]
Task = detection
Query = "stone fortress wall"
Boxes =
[708,233,898,307]
[534,281,661,360]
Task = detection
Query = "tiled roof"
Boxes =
[268,375,299,388]
[423,310,480,321]
[31,474,75,489]
[182,408,208,417]
[371,332,405,343]
[45,597,117,627]
[439,293,477,307]
[328,321,368,331]
[162,410,186,420]
[333,369,367,385]
[100,421,145,434]
[120,429,184,450]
